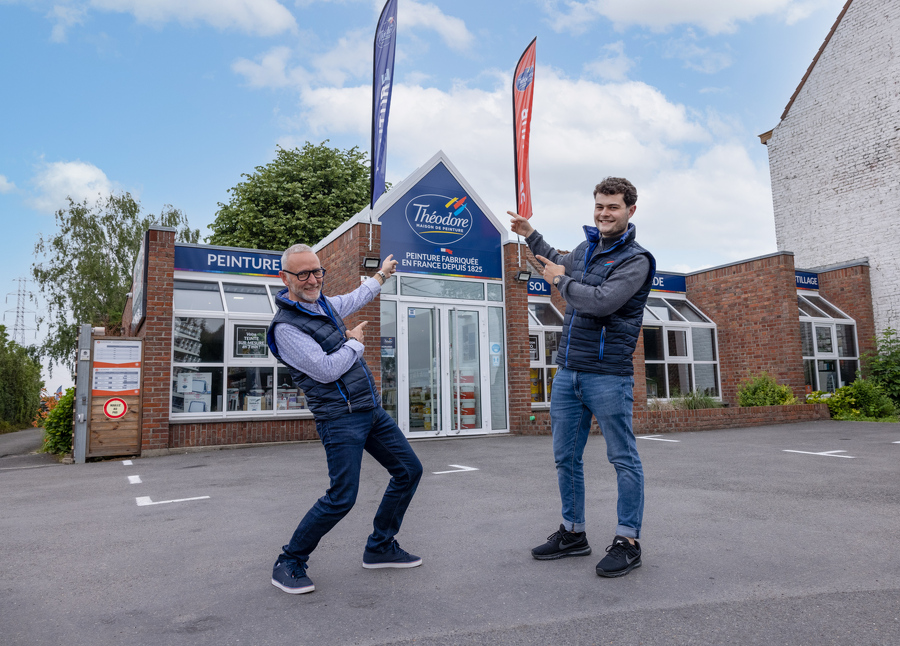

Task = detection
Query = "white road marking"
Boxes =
[783,450,855,459]
[128,475,142,484]
[433,465,479,475]
[135,495,210,506]
[123,460,133,465]
[893,441,900,444]
[638,435,680,443]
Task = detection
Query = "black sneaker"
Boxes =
[596,535,641,577]
[362,540,423,569]
[531,524,592,560]
[271,556,315,594]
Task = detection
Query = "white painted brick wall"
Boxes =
[767,0,900,333]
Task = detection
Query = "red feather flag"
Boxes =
[512,38,536,220]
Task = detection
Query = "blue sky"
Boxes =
[1,0,847,389]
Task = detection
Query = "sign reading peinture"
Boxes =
[795,271,819,291]
[175,245,282,277]
[380,163,502,280]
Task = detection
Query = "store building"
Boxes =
[121,151,871,455]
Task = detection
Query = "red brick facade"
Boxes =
[122,229,872,456]
[816,262,876,364]
[686,252,806,404]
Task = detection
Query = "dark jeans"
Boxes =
[282,407,423,563]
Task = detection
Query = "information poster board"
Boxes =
[88,338,143,458]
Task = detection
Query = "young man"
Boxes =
[508,177,655,577]
[266,244,423,594]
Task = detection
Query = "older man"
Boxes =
[509,176,656,578]
[266,244,423,595]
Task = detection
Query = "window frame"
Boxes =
[797,291,859,393]
[170,272,313,420]
[642,293,720,401]
[527,297,563,408]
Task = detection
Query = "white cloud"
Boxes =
[89,0,297,36]
[48,4,87,43]
[0,175,16,193]
[546,0,841,35]
[293,65,774,269]
[29,160,115,214]
[232,46,308,88]
[664,30,732,74]
[584,41,635,81]
[404,0,475,53]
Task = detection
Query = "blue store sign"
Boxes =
[651,272,686,293]
[528,277,551,296]
[174,245,282,277]
[380,162,502,280]
[795,271,819,290]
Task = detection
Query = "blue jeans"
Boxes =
[550,368,644,539]
[282,407,423,563]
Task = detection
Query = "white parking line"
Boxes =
[135,496,210,506]
[433,465,479,475]
[638,435,680,443]
[783,449,855,459]
[128,475,142,484]
[123,460,133,465]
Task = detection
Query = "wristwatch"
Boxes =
[553,275,563,286]
[376,270,388,282]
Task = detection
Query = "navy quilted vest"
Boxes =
[267,288,378,419]
[558,224,656,376]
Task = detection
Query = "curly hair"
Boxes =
[593,177,637,208]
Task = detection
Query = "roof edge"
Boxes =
[780,0,854,121]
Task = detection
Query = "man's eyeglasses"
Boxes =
[282,268,326,281]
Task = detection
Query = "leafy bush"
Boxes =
[807,379,897,421]
[864,327,900,408]
[673,390,723,410]
[41,387,75,456]
[737,372,798,407]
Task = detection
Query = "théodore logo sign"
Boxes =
[405,194,473,244]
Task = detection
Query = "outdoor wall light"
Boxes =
[363,257,380,269]
[515,270,532,282]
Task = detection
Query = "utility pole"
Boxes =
[4,277,36,345]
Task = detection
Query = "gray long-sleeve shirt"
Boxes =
[525,227,650,318]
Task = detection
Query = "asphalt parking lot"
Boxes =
[2,420,899,646]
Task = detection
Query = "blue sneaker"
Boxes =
[362,541,422,569]
[271,557,315,594]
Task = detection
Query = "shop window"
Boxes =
[798,293,858,392]
[172,277,309,418]
[224,283,272,313]
[400,276,485,301]
[380,300,398,423]
[174,317,224,363]
[487,284,503,302]
[643,296,719,400]
[528,300,563,406]
[174,281,223,311]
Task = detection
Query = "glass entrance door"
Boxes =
[400,304,490,437]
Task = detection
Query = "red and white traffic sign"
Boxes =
[103,397,128,419]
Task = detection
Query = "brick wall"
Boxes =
[816,261,877,362]
[169,418,316,448]
[504,242,534,433]
[766,0,900,333]
[137,227,176,452]
[634,403,830,434]
[686,253,806,405]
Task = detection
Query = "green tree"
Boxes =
[32,192,200,375]
[0,325,43,432]
[207,141,373,250]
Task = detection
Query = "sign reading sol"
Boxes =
[103,397,128,419]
